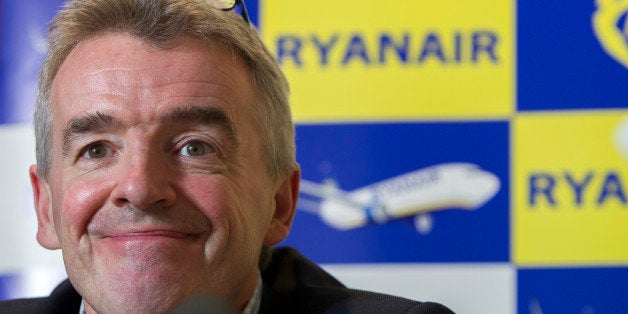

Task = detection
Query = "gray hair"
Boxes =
[35,0,295,179]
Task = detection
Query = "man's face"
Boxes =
[30,33,298,313]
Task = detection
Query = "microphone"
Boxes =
[172,296,238,314]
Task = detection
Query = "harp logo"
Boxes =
[592,0,628,68]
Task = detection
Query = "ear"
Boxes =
[30,165,61,250]
[263,165,300,246]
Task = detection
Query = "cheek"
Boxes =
[181,176,236,221]
[54,177,112,240]
[182,175,269,236]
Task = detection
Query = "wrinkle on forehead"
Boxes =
[52,33,250,103]
[51,33,256,122]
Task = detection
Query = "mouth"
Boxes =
[97,228,208,245]
[105,230,197,240]
[94,229,208,265]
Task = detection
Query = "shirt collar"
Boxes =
[242,271,263,314]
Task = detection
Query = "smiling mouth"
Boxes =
[104,230,198,240]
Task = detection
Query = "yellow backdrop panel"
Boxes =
[513,111,628,266]
[261,0,514,121]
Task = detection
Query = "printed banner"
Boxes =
[0,0,58,124]
[261,0,514,121]
[518,1,628,110]
[0,0,627,312]
[513,112,628,266]
[284,121,509,263]
[518,267,628,314]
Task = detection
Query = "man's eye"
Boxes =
[180,141,214,157]
[81,142,111,159]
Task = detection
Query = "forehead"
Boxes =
[50,32,255,127]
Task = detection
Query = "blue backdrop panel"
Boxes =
[0,0,61,124]
[517,1,628,111]
[247,0,258,28]
[284,121,510,263]
[518,267,628,314]
[0,274,18,301]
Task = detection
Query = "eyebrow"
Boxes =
[159,106,236,134]
[61,106,238,157]
[62,111,122,156]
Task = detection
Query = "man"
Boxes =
[1,0,453,313]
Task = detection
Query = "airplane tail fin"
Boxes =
[299,179,344,200]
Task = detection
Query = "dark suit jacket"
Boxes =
[0,247,454,313]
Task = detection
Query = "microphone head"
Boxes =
[172,296,238,314]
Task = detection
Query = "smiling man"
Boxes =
[35,32,287,313]
[0,0,453,313]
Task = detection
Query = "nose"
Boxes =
[111,149,176,209]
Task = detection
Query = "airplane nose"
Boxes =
[461,171,501,208]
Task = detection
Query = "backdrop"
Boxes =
[1,1,627,313]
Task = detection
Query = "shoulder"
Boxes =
[0,280,81,314]
[295,285,454,314]
[0,297,49,313]
[261,247,454,314]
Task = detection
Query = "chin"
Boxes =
[89,286,188,314]
[78,269,195,314]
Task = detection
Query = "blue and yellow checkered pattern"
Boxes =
[0,0,626,313]
[260,1,628,313]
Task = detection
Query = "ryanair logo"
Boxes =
[524,116,628,210]
[592,0,628,68]
[260,0,514,121]
[275,30,500,69]
[513,112,628,266]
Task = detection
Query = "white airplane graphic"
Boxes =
[298,163,501,233]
